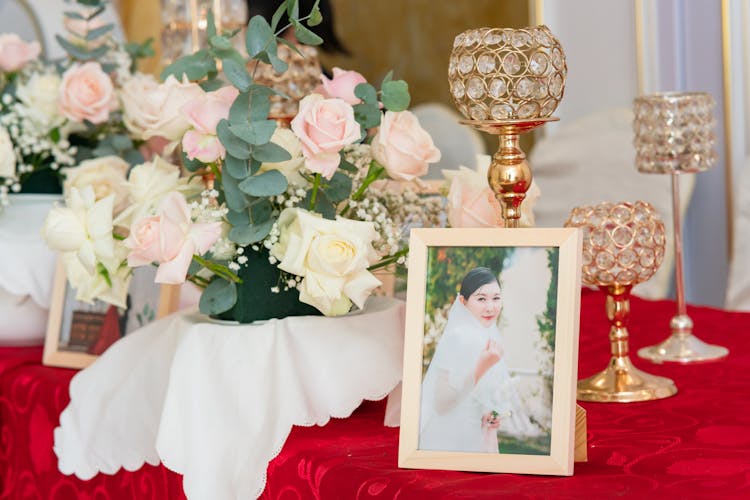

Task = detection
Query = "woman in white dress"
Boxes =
[419,267,513,454]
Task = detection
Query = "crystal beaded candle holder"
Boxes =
[632,92,728,363]
[447,26,566,228]
[565,201,677,402]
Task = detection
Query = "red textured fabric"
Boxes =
[1,291,749,499]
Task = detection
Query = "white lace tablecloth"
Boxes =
[54,297,405,499]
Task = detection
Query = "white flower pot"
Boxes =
[0,194,61,346]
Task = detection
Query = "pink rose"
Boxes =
[59,62,115,124]
[291,94,361,179]
[0,34,40,72]
[181,86,238,163]
[371,110,441,181]
[447,173,504,228]
[125,192,222,284]
[124,216,162,266]
[318,67,367,105]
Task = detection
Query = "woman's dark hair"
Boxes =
[246,0,350,55]
[459,267,498,299]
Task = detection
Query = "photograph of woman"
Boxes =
[418,247,557,455]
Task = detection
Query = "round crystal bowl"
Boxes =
[448,25,567,122]
[633,91,717,174]
[564,201,666,287]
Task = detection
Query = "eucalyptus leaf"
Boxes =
[223,154,249,179]
[338,156,358,174]
[55,35,108,60]
[249,90,271,121]
[308,0,322,26]
[123,149,145,166]
[250,198,273,222]
[246,15,274,58]
[229,120,276,145]
[111,135,132,151]
[181,151,204,172]
[217,120,251,159]
[209,35,232,51]
[206,9,217,39]
[229,220,274,245]
[249,158,262,175]
[286,0,299,20]
[270,1,286,30]
[227,208,250,226]
[381,80,411,111]
[238,170,288,197]
[323,171,353,203]
[64,11,86,20]
[160,50,216,81]
[277,37,305,57]
[229,92,250,124]
[353,102,381,129]
[222,171,249,211]
[381,70,394,87]
[252,141,292,163]
[303,190,336,219]
[84,5,106,20]
[199,278,237,315]
[354,83,378,105]
[266,47,288,73]
[85,23,113,41]
[222,57,252,92]
[291,20,323,45]
[200,77,224,91]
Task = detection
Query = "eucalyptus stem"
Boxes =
[368,248,408,272]
[341,162,385,217]
[192,255,243,284]
[309,173,321,209]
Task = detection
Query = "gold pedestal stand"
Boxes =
[460,118,557,228]
[577,284,677,402]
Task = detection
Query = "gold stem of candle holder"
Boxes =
[577,284,677,403]
[461,118,557,228]
[637,173,729,364]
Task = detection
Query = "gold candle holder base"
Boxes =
[638,314,728,363]
[459,118,558,228]
[577,355,677,403]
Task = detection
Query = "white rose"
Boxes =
[131,74,205,141]
[258,128,306,187]
[62,252,131,308]
[0,126,16,178]
[64,156,130,215]
[16,72,63,132]
[42,186,114,274]
[114,155,201,226]
[271,207,382,316]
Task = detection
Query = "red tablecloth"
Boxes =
[1,291,749,499]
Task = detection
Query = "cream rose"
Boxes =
[16,72,63,131]
[371,110,441,181]
[0,34,40,72]
[140,75,205,141]
[258,128,306,187]
[120,72,162,140]
[291,94,361,179]
[59,62,116,124]
[62,252,131,308]
[271,207,382,316]
[0,126,16,178]
[64,156,130,215]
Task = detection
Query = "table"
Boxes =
[1,291,749,499]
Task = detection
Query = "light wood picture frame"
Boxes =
[43,260,179,369]
[399,227,582,476]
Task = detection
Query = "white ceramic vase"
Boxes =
[0,194,61,346]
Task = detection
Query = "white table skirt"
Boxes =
[54,297,405,499]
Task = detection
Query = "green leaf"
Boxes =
[277,37,305,57]
[227,208,250,226]
[250,198,273,222]
[338,157,358,173]
[381,80,411,111]
[229,220,274,245]
[223,154,248,179]
[222,171,249,211]
[238,170,288,197]
[381,70,394,87]
[266,45,288,73]
[160,50,216,81]
[229,120,276,146]
[307,0,322,26]
[249,89,272,121]
[199,278,237,315]
[271,1,287,31]
[217,120,251,159]
[124,149,145,166]
[64,11,86,20]
[251,142,292,163]
[50,127,61,143]
[303,190,336,219]
[353,102,381,129]
[55,34,108,60]
[249,158,262,175]
[323,171,352,203]
[246,15,274,58]
[206,9,217,39]
[222,57,252,92]
[181,150,204,172]
[291,20,323,45]
[354,83,378,105]
[84,23,113,41]
[286,0,299,20]
[83,4,105,20]
[111,134,132,151]
[209,35,232,51]
[200,77,224,91]
[229,92,250,124]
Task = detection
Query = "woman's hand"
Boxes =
[474,339,504,383]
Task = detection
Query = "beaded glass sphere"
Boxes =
[448,25,567,121]
[633,92,717,174]
[564,201,666,287]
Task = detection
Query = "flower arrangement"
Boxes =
[0,1,154,209]
[42,0,442,321]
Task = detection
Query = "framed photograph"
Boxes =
[43,260,180,369]
[398,227,582,476]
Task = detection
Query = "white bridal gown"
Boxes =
[419,298,527,454]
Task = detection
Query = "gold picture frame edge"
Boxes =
[398,227,582,476]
